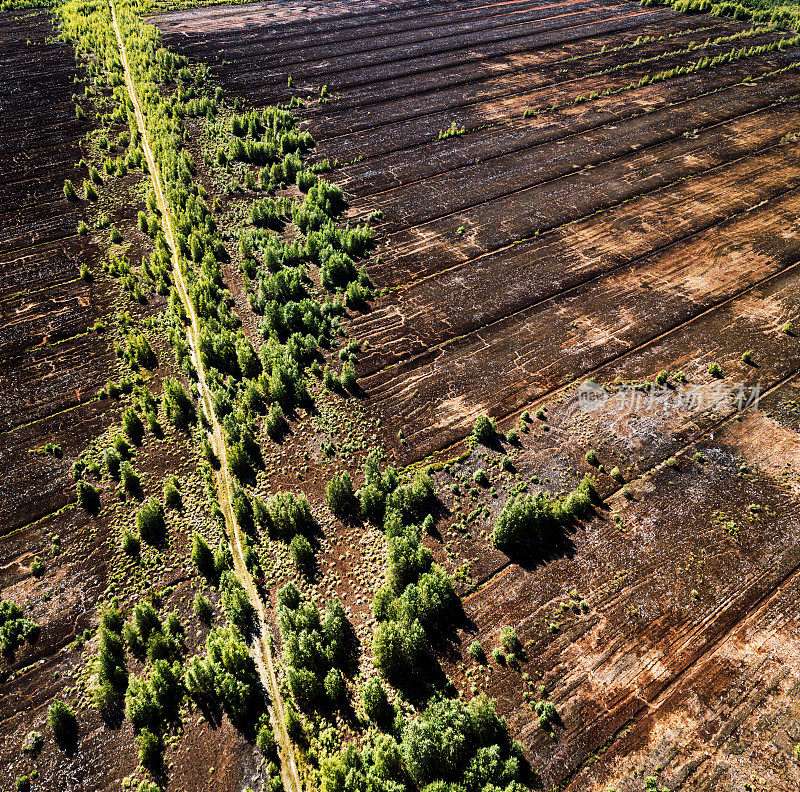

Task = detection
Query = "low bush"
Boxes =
[120,462,140,496]
[468,640,485,662]
[193,592,213,624]
[472,414,495,444]
[122,528,140,556]
[492,475,595,553]
[219,570,254,634]
[48,700,76,746]
[136,499,165,545]
[163,378,196,429]
[289,534,314,570]
[326,471,356,519]
[163,478,181,509]
[265,491,313,539]
[77,480,101,514]
[361,677,393,727]
[0,599,39,658]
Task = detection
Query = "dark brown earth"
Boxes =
[154,0,800,788]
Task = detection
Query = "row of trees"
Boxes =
[277,583,351,710]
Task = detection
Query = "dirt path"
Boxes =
[108,5,302,790]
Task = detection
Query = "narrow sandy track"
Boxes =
[109,5,302,790]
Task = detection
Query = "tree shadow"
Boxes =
[509,526,578,573]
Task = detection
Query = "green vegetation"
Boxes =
[438,121,467,140]
[326,470,357,518]
[219,570,254,634]
[361,676,394,727]
[136,498,165,545]
[278,584,350,710]
[163,378,195,429]
[63,179,77,201]
[0,599,39,658]
[372,524,455,682]
[468,640,486,662]
[76,479,101,513]
[321,695,524,792]
[289,534,314,570]
[48,700,77,746]
[645,0,800,33]
[163,477,181,508]
[493,475,596,553]
[264,491,313,539]
[193,592,213,623]
[92,609,128,722]
[472,414,496,445]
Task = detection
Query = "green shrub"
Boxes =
[219,570,254,634]
[0,599,39,658]
[500,625,521,655]
[264,402,287,440]
[289,534,314,570]
[324,667,345,705]
[63,179,78,201]
[359,482,386,525]
[472,414,495,444]
[256,722,275,756]
[120,462,140,495]
[193,592,213,624]
[136,499,164,545]
[191,532,214,578]
[113,435,131,457]
[122,528,140,556]
[77,480,101,514]
[105,448,122,479]
[468,641,485,662]
[137,728,162,770]
[361,677,393,726]
[214,541,232,576]
[125,659,180,732]
[401,695,519,789]
[284,706,304,744]
[163,478,181,509]
[265,491,313,539]
[372,619,425,681]
[535,699,557,729]
[326,471,356,519]
[340,363,357,391]
[48,700,76,746]
[492,476,595,553]
[163,378,196,429]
